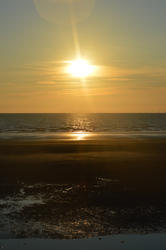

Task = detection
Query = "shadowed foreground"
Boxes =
[0,138,166,238]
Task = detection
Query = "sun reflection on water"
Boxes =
[71,132,90,140]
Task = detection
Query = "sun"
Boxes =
[67,59,94,78]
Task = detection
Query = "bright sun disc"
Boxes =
[67,59,94,78]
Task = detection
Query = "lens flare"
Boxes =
[34,0,95,25]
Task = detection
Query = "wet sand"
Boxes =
[0,138,166,188]
[0,138,166,238]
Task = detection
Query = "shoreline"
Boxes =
[0,131,166,141]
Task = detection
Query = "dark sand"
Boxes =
[1,138,166,188]
[0,138,166,238]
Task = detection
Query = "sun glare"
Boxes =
[71,132,89,141]
[67,59,94,78]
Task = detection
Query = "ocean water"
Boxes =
[0,113,166,140]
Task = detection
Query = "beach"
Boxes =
[0,137,166,239]
[1,0,166,246]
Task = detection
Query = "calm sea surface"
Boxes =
[0,113,166,140]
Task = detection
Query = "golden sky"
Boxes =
[0,0,166,113]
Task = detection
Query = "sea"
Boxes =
[0,113,166,140]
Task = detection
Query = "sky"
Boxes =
[0,0,166,113]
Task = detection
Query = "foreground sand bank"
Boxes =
[0,138,166,190]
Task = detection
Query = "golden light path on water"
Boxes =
[70,132,90,140]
